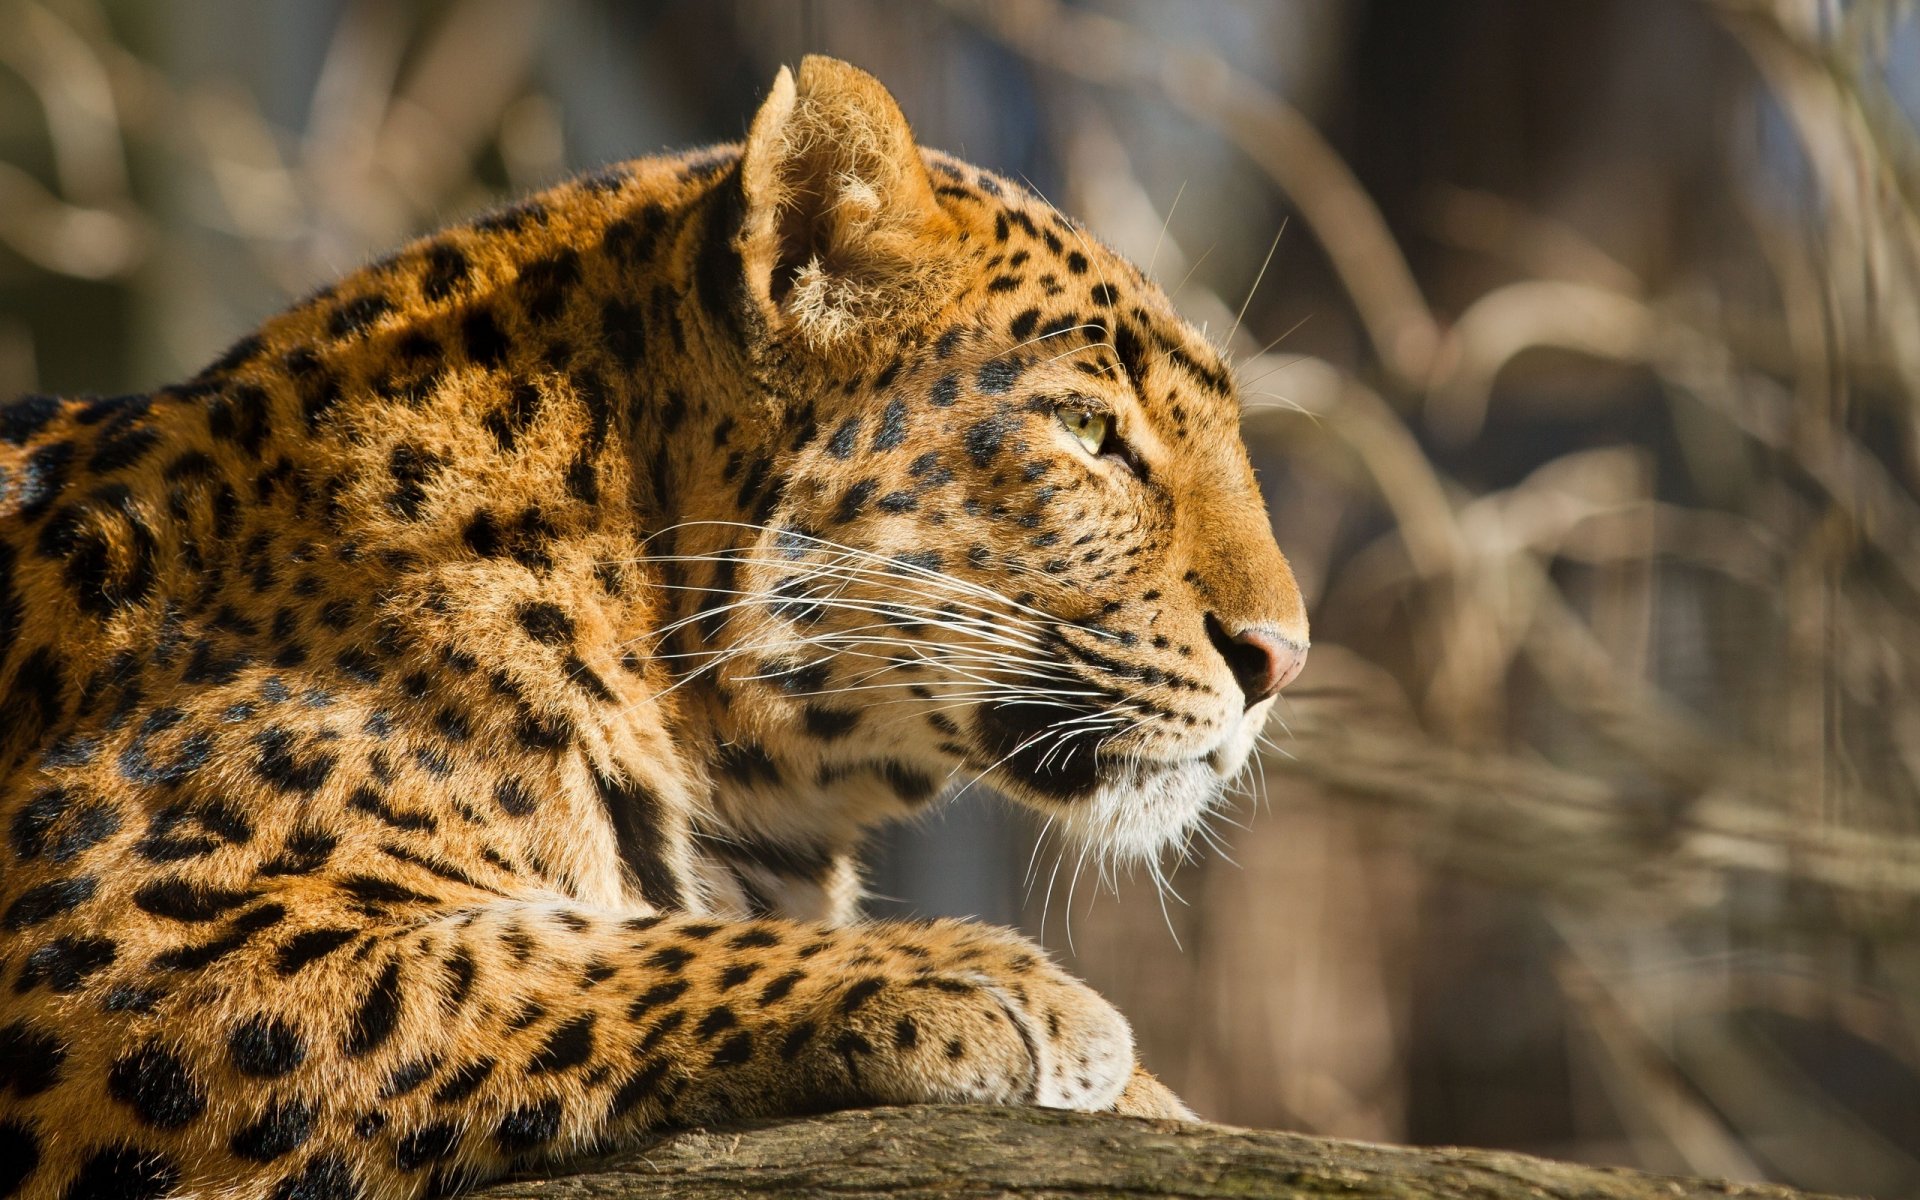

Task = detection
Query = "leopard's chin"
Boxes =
[983,698,1271,864]
[1028,760,1222,865]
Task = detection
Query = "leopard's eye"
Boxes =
[1057,407,1110,456]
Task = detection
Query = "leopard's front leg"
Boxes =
[656,915,1138,1123]
[9,894,1142,1198]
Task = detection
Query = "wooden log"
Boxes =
[475,1104,1848,1199]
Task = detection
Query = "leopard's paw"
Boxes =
[1108,1066,1199,1121]
[819,925,1135,1112]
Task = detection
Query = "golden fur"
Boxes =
[0,57,1305,1198]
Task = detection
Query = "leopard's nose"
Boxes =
[1206,617,1308,708]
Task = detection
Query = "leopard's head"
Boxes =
[676,58,1306,863]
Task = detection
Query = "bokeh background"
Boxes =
[3,0,1917,1194]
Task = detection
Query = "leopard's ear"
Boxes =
[737,56,960,348]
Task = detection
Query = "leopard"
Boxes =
[0,56,1308,1199]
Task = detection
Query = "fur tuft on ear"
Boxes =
[738,56,961,348]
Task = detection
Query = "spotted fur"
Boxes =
[0,58,1306,1199]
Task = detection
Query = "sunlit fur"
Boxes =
[0,56,1295,1197]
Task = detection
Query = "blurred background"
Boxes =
[3,0,1917,1193]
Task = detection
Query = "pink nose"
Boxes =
[1212,623,1308,707]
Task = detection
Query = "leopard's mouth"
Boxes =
[963,688,1251,864]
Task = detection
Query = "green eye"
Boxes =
[1058,407,1110,456]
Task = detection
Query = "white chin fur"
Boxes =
[1041,701,1266,863]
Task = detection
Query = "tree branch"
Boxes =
[475,1105,1846,1199]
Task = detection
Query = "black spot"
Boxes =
[964,412,1016,466]
[394,1122,459,1172]
[260,827,338,877]
[292,363,343,431]
[328,294,392,338]
[802,705,861,741]
[207,384,272,457]
[231,1099,314,1162]
[0,393,60,444]
[528,1014,595,1074]
[977,358,1024,395]
[0,1120,37,1194]
[380,1056,440,1099]
[716,743,781,789]
[871,397,909,451]
[695,1006,737,1040]
[636,1010,686,1055]
[608,1061,668,1117]
[626,978,689,1021]
[341,874,436,908]
[3,874,96,930]
[513,707,574,751]
[151,903,284,972]
[691,165,748,336]
[834,479,878,524]
[432,706,471,743]
[646,945,695,973]
[894,1016,919,1049]
[718,963,759,990]
[515,601,574,645]
[183,638,251,685]
[757,970,804,1007]
[826,416,861,459]
[2,647,67,754]
[840,977,886,1013]
[229,1015,306,1078]
[274,927,358,976]
[591,766,679,910]
[107,1043,205,1129]
[335,647,382,685]
[884,763,937,804]
[64,1144,179,1200]
[14,934,115,993]
[432,1058,496,1105]
[483,381,541,451]
[710,1031,754,1067]
[90,424,161,475]
[385,442,442,520]
[600,297,648,371]
[14,442,73,517]
[517,248,581,322]
[1009,308,1041,341]
[779,1022,816,1059]
[343,959,403,1057]
[563,655,616,703]
[414,245,472,306]
[442,949,477,1011]
[132,878,257,922]
[566,455,600,504]
[893,549,943,573]
[251,727,336,795]
[0,1021,65,1096]
[493,776,538,817]
[270,1154,361,1200]
[458,306,510,368]
[601,202,665,266]
[495,1098,562,1156]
